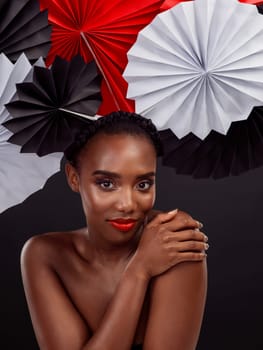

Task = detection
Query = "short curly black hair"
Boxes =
[64,111,163,168]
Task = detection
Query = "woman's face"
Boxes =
[66,132,157,244]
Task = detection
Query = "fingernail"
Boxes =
[205,243,209,250]
[168,209,178,215]
[197,221,203,229]
[204,235,208,241]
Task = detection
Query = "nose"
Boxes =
[115,187,137,214]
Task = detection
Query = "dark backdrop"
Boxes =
[1,159,262,349]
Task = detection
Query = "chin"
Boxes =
[108,221,143,243]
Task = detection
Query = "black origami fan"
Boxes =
[160,106,263,179]
[3,55,102,156]
[0,0,51,62]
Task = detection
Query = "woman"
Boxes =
[21,111,208,350]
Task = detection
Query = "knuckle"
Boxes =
[157,212,168,223]
[162,234,170,243]
[191,229,197,237]
[179,210,192,218]
[179,210,192,221]
[189,241,197,249]
[183,217,189,225]
[165,243,174,252]
[193,252,202,260]
[158,226,166,234]
[189,252,196,259]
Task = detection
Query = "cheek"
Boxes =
[138,188,156,212]
[81,189,112,216]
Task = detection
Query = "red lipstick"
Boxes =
[108,219,137,232]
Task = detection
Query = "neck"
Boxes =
[85,226,142,267]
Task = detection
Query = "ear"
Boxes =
[65,162,80,193]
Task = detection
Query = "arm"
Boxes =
[143,259,208,350]
[21,236,150,350]
[21,211,206,350]
[21,236,90,350]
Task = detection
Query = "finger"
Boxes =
[160,209,203,231]
[163,216,203,232]
[168,240,209,252]
[163,229,208,243]
[177,252,207,263]
[147,209,178,228]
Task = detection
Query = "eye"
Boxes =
[136,180,154,191]
[96,179,115,190]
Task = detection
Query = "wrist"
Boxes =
[125,254,151,282]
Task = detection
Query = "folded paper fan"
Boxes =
[0,53,32,131]
[0,54,47,142]
[3,55,102,156]
[160,106,263,179]
[124,0,263,139]
[0,53,61,213]
[161,0,192,11]
[0,0,51,62]
[161,1,263,12]
[39,0,174,114]
[239,0,263,4]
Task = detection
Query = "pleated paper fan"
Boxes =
[0,144,61,214]
[3,55,102,156]
[161,0,192,10]
[0,53,61,213]
[124,0,263,139]
[161,2,263,16]
[239,0,263,4]
[160,106,263,179]
[39,0,176,114]
[0,53,42,143]
[0,0,51,62]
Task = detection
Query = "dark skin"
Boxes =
[21,133,208,350]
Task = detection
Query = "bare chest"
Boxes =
[54,247,149,343]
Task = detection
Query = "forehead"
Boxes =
[78,133,157,174]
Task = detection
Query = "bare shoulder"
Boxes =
[21,232,67,263]
[20,229,92,349]
[21,228,88,270]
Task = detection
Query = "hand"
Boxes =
[130,210,208,280]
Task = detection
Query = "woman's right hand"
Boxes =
[130,210,208,280]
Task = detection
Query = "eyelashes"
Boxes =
[95,178,155,192]
[136,179,154,190]
[95,179,115,190]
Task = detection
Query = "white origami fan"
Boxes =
[0,53,62,214]
[124,0,263,139]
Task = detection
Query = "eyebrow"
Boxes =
[92,170,156,179]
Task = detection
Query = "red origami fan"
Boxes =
[239,0,263,4]
[39,0,179,115]
[161,0,192,10]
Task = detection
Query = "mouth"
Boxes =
[108,218,138,232]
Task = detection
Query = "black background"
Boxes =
[1,158,262,349]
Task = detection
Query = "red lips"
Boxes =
[108,218,137,232]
